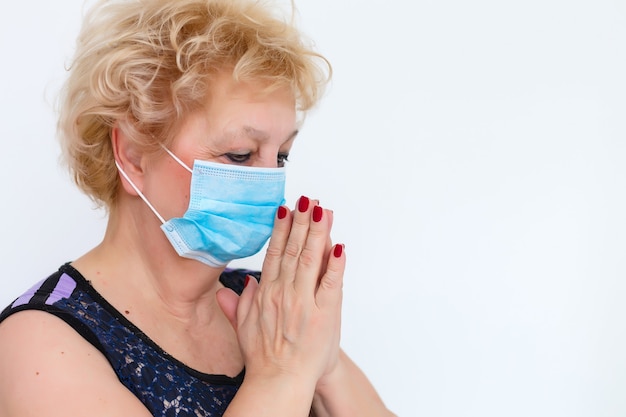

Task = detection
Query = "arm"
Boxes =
[223,369,317,416]
[0,310,153,417]
[311,349,397,417]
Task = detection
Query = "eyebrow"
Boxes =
[242,126,299,143]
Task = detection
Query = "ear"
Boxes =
[111,123,145,196]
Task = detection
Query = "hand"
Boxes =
[217,196,345,386]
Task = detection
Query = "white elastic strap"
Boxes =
[114,160,166,224]
[161,144,193,173]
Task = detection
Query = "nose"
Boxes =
[255,148,283,168]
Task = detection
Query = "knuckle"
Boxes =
[265,245,283,260]
[321,271,344,290]
[320,276,344,292]
[298,248,317,267]
[283,241,302,258]
[264,285,300,312]
[306,227,327,239]
[293,214,310,226]
[268,284,284,309]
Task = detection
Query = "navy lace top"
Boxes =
[0,263,261,416]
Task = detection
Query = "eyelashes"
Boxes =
[277,152,290,167]
[224,152,290,167]
[224,153,251,164]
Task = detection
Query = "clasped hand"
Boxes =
[217,196,345,388]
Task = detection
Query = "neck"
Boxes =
[71,199,245,376]
[72,200,227,324]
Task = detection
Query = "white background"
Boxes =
[1,1,625,416]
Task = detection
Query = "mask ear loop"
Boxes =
[160,144,193,173]
[114,160,166,224]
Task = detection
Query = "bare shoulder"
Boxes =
[0,310,151,417]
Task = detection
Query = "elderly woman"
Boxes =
[0,0,394,416]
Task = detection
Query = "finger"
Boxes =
[237,275,260,329]
[319,210,334,284]
[262,197,321,284]
[315,243,346,310]
[261,205,293,283]
[216,287,240,331]
[294,206,333,294]
[278,195,315,284]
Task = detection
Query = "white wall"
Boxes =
[1,1,625,416]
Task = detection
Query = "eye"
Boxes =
[224,152,251,164]
[277,152,290,167]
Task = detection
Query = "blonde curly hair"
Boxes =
[58,0,331,208]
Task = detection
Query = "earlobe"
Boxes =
[111,123,144,196]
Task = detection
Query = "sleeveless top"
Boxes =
[0,263,261,417]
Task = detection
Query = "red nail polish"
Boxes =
[333,244,343,258]
[298,196,310,212]
[244,275,251,288]
[313,205,323,222]
[277,206,288,219]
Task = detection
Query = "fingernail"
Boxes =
[333,244,344,258]
[298,195,310,212]
[277,206,288,219]
[313,205,323,222]
[244,275,252,288]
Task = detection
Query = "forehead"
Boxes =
[169,73,298,149]
[207,70,295,105]
[203,73,296,126]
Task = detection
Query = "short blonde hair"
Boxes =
[58,0,331,208]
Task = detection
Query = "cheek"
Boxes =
[166,179,192,217]
[144,163,192,218]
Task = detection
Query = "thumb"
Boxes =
[236,274,259,326]
[216,287,240,331]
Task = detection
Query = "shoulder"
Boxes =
[1,264,81,321]
[0,310,151,416]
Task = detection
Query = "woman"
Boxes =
[0,0,395,416]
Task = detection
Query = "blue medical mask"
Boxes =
[115,148,285,267]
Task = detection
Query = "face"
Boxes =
[141,71,298,220]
